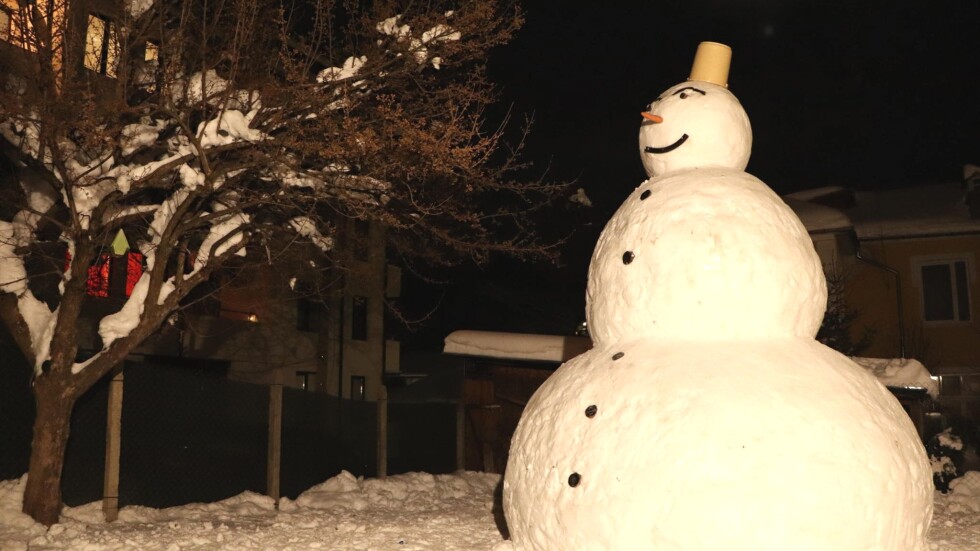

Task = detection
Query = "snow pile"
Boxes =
[288,470,494,514]
[946,472,980,513]
[0,477,47,546]
[0,471,503,551]
[851,357,939,397]
[2,470,979,550]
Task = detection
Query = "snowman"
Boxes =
[499,42,933,550]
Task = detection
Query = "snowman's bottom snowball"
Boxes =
[502,338,933,551]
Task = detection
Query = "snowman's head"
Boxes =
[639,80,752,178]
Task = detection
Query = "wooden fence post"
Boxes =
[376,385,388,479]
[456,382,466,472]
[103,368,124,522]
[267,383,283,507]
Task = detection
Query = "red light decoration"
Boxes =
[86,254,111,297]
[125,251,144,296]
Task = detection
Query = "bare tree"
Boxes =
[0,0,562,525]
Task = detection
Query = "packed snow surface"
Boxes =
[1,470,977,550]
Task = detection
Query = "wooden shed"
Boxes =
[443,331,592,473]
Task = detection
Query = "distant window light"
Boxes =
[0,9,11,42]
[0,5,34,51]
[84,14,119,78]
[219,308,260,323]
[351,295,367,341]
[920,260,971,322]
[351,375,366,400]
[144,41,159,62]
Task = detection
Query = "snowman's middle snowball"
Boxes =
[585,167,827,345]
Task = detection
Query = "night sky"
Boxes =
[404,1,980,347]
[490,1,980,210]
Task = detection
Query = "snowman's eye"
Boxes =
[672,86,706,99]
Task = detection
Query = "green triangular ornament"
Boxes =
[110,229,130,256]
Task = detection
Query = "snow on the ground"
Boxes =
[2,470,979,550]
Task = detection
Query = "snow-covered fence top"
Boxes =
[443,330,592,363]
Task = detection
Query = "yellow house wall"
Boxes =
[847,234,980,369]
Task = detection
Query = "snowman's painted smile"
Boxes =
[644,134,689,154]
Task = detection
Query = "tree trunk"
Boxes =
[22,379,76,527]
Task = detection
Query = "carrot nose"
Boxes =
[641,112,663,123]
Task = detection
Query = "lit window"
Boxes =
[0,8,11,42]
[144,41,158,62]
[0,3,56,53]
[920,260,971,322]
[84,14,119,78]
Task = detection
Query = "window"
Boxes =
[0,7,11,42]
[939,375,962,396]
[297,297,326,332]
[84,14,119,77]
[351,295,368,340]
[144,41,159,63]
[353,219,370,261]
[919,259,971,322]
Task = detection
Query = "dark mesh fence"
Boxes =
[3,360,459,508]
[0,344,33,481]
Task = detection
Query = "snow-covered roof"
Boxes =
[850,357,938,398]
[851,184,980,239]
[443,330,592,363]
[782,197,852,233]
[786,183,980,240]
